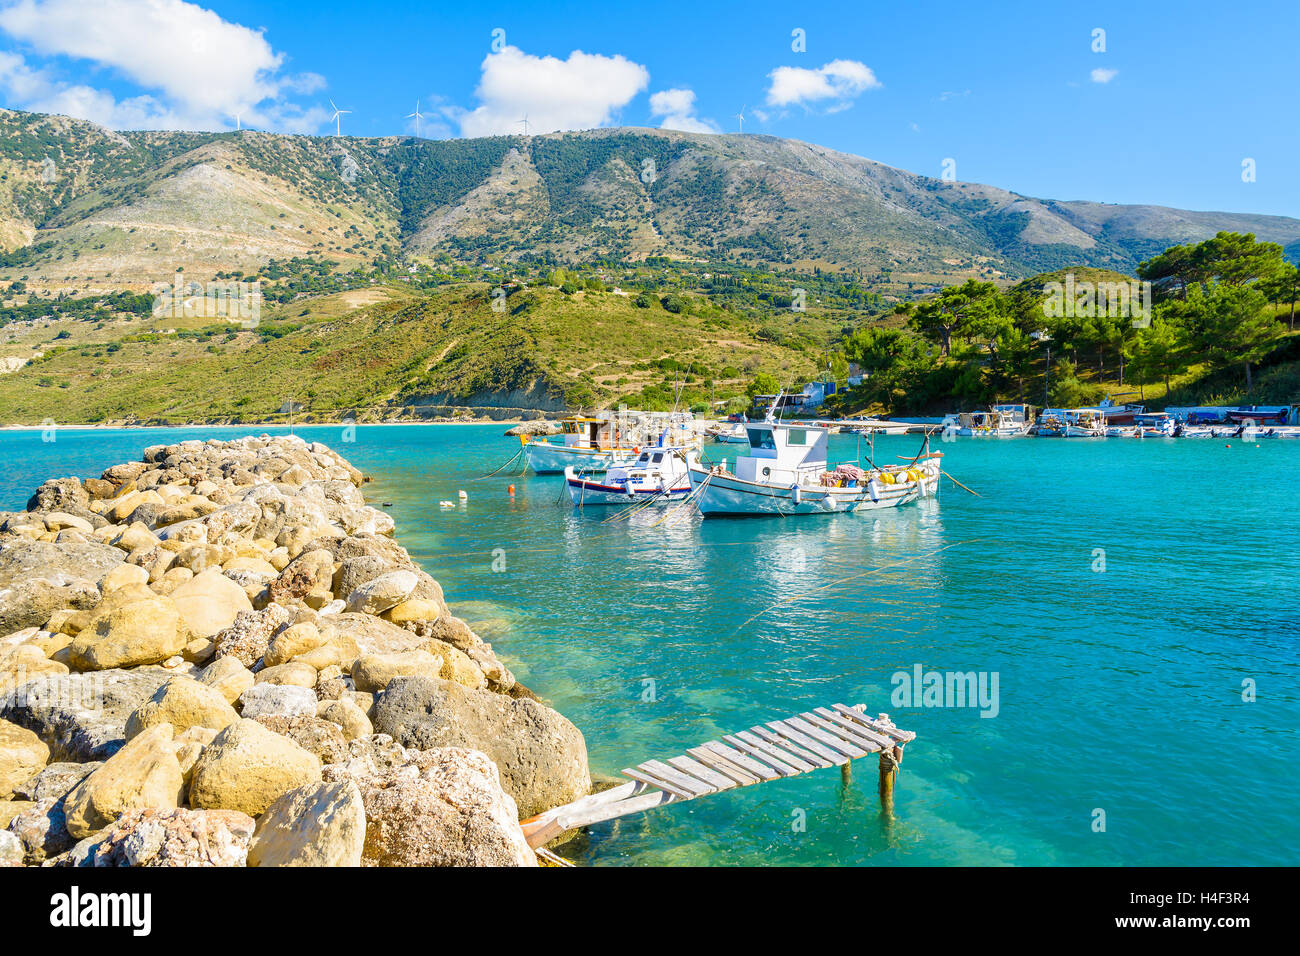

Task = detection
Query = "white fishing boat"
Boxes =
[520,411,697,474]
[564,445,692,505]
[1133,412,1177,438]
[685,399,941,517]
[706,421,750,443]
[1063,410,1107,438]
[1104,425,1137,438]
[941,404,1033,437]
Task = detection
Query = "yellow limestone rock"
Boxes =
[63,723,185,839]
[188,719,321,817]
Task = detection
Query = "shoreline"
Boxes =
[0,434,590,866]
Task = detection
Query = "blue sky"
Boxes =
[1,0,1297,217]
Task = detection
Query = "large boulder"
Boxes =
[212,604,294,668]
[329,613,427,656]
[169,568,253,639]
[251,715,345,764]
[374,676,590,818]
[188,719,321,816]
[353,748,535,867]
[0,668,172,761]
[0,718,49,798]
[345,570,418,615]
[246,780,365,867]
[63,723,186,839]
[351,650,442,694]
[11,761,100,802]
[6,796,72,862]
[238,683,317,719]
[196,656,254,704]
[124,677,240,741]
[74,807,255,867]
[68,596,190,670]
[0,539,120,632]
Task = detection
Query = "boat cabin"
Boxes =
[735,422,829,485]
[559,417,617,450]
[991,403,1032,424]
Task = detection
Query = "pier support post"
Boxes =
[841,762,852,787]
[878,746,902,814]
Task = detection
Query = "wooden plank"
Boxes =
[733,729,816,773]
[831,704,915,743]
[640,759,716,797]
[722,733,803,777]
[812,707,891,750]
[621,765,696,799]
[799,711,881,754]
[700,740,779,781]
[666,755,737,792]
[766,720,848,766]
[786,715,867,758]
[749,725,833,768]
[686,746,761,786]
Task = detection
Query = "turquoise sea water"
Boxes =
[3,424,1297,866]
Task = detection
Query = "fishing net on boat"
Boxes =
[820,463,867,487]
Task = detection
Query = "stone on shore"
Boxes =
[374,676,590,818]
[63,724,186,838]
[188,718,321,816]
[169,568,253,639]
[345,569,418,615]
[351,650,443,694]
[0,719,49,798]
[0,829,20,866]
[247,780,365,866]
[355,748,536,867]
[124,676,240,740]
[213,604,293,668]
[0,540,121,632]
[251,715,346,764]
[68,596,190,671]
[11,760,100,802]
[196,655,254,704]
[316,698,372,741]
[78,807,255,867]
[0,668,172,762]
[238,683,317,719]
[7,796,72,862]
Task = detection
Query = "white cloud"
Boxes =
[1090,68,1119,84]
[454,45,649,137]
[648,87,718,134]
[0,0,327,130]
[765,59,880,111]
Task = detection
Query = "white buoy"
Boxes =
[458,490,468,500]
[439,500,455,508]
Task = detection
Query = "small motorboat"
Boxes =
[565,446,691,505]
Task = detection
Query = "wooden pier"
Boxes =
[520,704,914,849]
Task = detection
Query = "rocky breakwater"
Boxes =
[0,435,590,867]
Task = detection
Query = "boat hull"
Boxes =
[523,441,632,474]
[688,464,938,516]
[565,469,690,506]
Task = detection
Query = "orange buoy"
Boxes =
[507,484,516,496]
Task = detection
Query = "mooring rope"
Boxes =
[473,448,525,480]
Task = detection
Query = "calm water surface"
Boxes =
[3,423,1296,866]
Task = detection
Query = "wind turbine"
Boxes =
[329,99,351,137]
[406,99,424,138]
[736,105,745,134]
[518,113,531,136]
[233,110,242,131]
